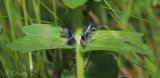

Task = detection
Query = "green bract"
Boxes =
[94,0,101,2]
[86,52,118,78]
[83,30,151,54]
[8,24,74,52]
[8,24,151,55]
[61,69,76,78]
[63,0,87,9]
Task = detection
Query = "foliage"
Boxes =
[61,69,76,78]
[8,24,73,52]
[83,30,151,54]
[63,0,87,9]
[0,0,160,78]
[86,52,118,78]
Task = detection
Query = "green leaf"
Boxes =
[94,0,101,2]
[144,57,158,77]
[0,25,2,50]
[63,0,87,9]
[61,69,76,78]
[83,30,151,54]
[0,25,2,34]
[8,24,74,52]
[86,52,118,78]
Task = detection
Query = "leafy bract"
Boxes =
[86,52,118,78]
[61,69,76,78]
[8,24,73,52]
[94,0,101,2]
[63,0,87,9]
[83,30,151,54]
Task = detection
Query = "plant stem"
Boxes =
[4,0,21,77]
[53,0,57,25]
[22,0,33,73]
[75,28,84,78]
[103,0,127,30]
[29,52,33,70]
[72,7,84,78]
[33,0,44,77]
[4,0,16,40]
[33,0,41,23]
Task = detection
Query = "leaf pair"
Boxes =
[8,24,151,55]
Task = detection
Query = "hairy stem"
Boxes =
[72,7,84,78]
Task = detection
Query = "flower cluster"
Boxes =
[63,22,96,46]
